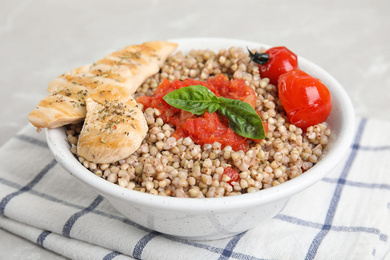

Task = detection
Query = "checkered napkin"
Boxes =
[1,117,390,260]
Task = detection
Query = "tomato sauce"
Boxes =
[138,74,259,151]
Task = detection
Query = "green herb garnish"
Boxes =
[163,85,265,139]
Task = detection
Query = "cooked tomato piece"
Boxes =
[222,167,240,184]
[138,74,263,152]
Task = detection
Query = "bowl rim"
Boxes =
[46,37,355,213]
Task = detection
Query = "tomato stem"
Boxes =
[247,47,269,65]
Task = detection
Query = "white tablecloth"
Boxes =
[1,117,389,259]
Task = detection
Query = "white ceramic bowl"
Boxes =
[46,38,355,241]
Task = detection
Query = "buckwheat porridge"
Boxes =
[66,46,331,198]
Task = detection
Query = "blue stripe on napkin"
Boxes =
[37,230,52,247]
[62,195,104,237]
[0,159,57,215]
[102,251,122,260]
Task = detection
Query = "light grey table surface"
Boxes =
[1,0,389,259]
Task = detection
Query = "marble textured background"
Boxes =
[1,0,389,258]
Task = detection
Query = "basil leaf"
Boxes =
[218,97,265,139]
[163,84,265,140]
[163,85,219,115]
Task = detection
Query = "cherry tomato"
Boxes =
[278,69,332,130]
[249,46,298,85]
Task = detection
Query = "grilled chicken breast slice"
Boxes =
[77,85,147,164]
[28,41,178,129]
